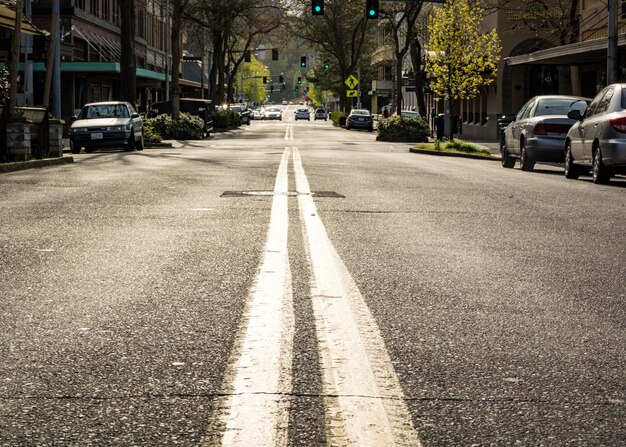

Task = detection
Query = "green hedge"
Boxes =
[143,112,205,141]
[213,110,241,129]
[376,115,430,142]
[330,111,347,127]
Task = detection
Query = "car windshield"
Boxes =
[230,106,244,112]
[401,111,418,117]
[534,98,589,116]
[351,110,370,116]
[267,108,281,112]
[79,104,130,119]
[316,109,325,113]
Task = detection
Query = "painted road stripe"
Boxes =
[208,147,294,447]
[293,147,423,446]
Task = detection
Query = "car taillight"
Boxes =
[610,116,626,133]
[533,122,571,135]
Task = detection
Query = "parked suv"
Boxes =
[150,98,214,137]
[314,108,328,121]
[69,101,143,153]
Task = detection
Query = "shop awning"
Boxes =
[0,0,47,35]
[506,35,626,66]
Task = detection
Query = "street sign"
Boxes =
[346,90,358,97]
[345,75,359,89]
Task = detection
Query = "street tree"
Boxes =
[288,0,373,112]
[380,0,426,115]
[425,0,500,138]
[225,5,283,103]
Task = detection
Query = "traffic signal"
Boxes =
[244,52,251,62]
[366,0,379,19]
[270,85,274,93]
[279,75,284,83]
[262,76,267,84]
[297,77,302,84]
[324,61,330,70]
[312,0,324,15]
[272,48,279,60]
[300,56,307,68]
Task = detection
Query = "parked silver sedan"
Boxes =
[502,95,589,170]
[564,83,626,184]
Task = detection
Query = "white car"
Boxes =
[314,108,328,121]
[264,107,282,120]
[69,101,143,154]
[294,108,311,121]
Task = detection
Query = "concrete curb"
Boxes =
[409,147,501,161]
[0,156,74,174]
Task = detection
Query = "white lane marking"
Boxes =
[210,147,294,447]
[293,147,423,446]
[284,125,293,141]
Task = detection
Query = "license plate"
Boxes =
[91,132,103,140]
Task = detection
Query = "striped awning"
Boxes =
[0,0,47,35]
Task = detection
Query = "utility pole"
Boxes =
[607,0,618,84]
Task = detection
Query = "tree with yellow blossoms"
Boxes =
[425,0,501,139]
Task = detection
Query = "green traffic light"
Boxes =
[369,9,375,16]
[315,6,321,12]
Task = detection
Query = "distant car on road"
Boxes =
[294,108,311,121]
[69,101,143,154]
[314,108,328,121]
[564,83,626,184]
[282,100,289,106]
[346,109,373,132]
[501,95,590,170]
[264,107,282,120]
[251,110,264,120]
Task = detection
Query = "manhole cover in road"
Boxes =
[221,191,345,198]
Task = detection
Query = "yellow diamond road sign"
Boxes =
[346,90,358,97]
[345,75,359,89]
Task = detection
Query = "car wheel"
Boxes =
[520,141,534,171]
[70,142,81,154]
[136,133,144,151]
[124,133,136,152]
[564,142,579,179]
[501,145,515,168]
[592,146,611,184]
[85,147,95,154]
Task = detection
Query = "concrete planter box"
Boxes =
[7,120,32,162]
[48,119,65,157]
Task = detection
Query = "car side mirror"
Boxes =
[567,109,582,120]
[131,112,140,119]
[71,115,77,121]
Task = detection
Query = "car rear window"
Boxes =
[534,98,588,116]
[351,110,370,116]
[621,88,626,109]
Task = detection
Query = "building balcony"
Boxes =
[371,44,394,66]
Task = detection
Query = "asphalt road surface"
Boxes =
[1,111,624,446]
